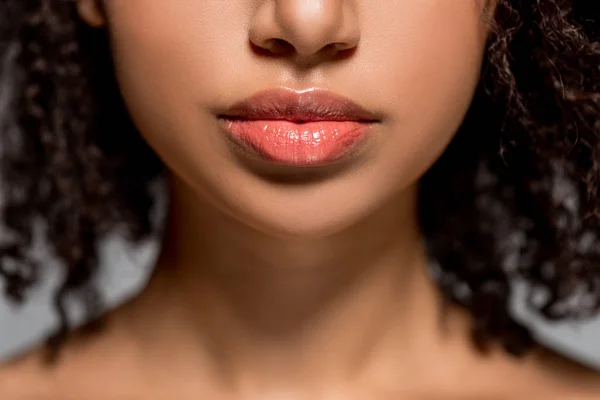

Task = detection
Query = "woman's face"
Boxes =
[79,0,491,238]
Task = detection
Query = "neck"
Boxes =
[128,174,448,391]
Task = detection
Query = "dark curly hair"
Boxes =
[0,0,599,363]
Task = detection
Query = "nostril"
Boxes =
[249,39,356,61]
[264,38,295,55]
[249,39,291,57]
[331,42,354,51]
[324,42,357,60]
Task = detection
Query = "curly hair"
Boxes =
[0,0,599,363]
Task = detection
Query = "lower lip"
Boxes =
[218,119,374,166]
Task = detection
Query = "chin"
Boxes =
[214,177,399,240]
[238,208,366,240]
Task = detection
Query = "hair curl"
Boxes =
[0,0,599,363]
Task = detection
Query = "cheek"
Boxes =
[104,1,243,109]
[362,1,489,182]
[102,1,250,175]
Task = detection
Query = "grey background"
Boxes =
[0,227,162,361]
[0,176,168,363]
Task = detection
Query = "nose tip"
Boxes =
[249,0,360,59]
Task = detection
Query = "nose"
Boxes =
[248,0,360,61]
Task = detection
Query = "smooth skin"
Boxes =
[2,0,600,398]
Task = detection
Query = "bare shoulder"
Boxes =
[0,349,56,399]
[470,344,600,399]
[0,326,142,399]
[532,346,600,398]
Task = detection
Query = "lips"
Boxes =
[217,87,380,166]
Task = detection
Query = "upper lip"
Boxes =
[218,87,381,122]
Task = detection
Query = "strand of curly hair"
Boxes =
[0,0,598,364]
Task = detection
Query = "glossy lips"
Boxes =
[217,88,379,166]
